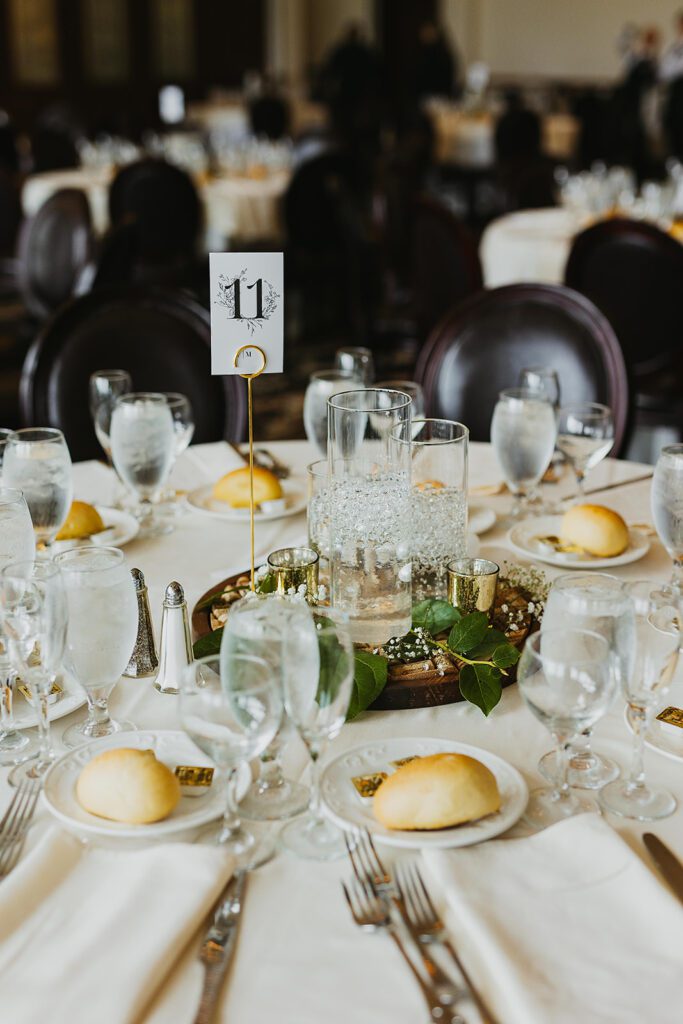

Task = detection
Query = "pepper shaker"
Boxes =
[124,568,159,678]
[155,581,193,694]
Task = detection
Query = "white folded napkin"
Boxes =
[422,814,683,1024]
[0,828,233,1024]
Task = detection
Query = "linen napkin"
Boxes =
[422,814,683,1024]
[0,827,234,1024]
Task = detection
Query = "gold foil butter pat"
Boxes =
[17,680,63,706]
[175,765,215,797]
[656,707,683,730]
[352,772,388,799]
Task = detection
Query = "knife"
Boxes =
[643,833,683,903]
[193,871,248,1024]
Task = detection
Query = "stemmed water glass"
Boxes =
[3,428,73,554]
[517,628,614,830]
[221,594,318,822]
[601,582,680,821]
[376,381,426,430]
[334,346,375,384]
[303,371,364,456]
[539,573,633,789]
[518,366,561,410]
[556,402,614,497]
[110,392,176,537]
[180,653,282,866]
[158,393,195,510]
[89,369,132,462]
[490,388,556,520]
[280,606,354,860]
[0,560,66,786]
[651,444,683,594]
[55,546,137,747]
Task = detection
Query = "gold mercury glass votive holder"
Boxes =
[447,558,499,618]
[267,546,320,601]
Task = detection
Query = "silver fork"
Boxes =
[0,778,41,878]
[397,862,500,1024]
[342,878,466,1024]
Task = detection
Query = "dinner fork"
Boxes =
[396,862,499,1024]
[0,778,40,878]
[342,878,466,1024]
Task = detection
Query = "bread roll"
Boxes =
[560,504,629,557]
[56,501,105,540]
[77,748,181,824]
[213,466,282,508]
[373,753,500,830]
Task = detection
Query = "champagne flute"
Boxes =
[517,628,613,830]
[55,546,137,747]
[490,388,556,520]
[1,560,66,786]
[180,653,282,867]
[600,583,680,820]
[110,393,175,537]
[280,606,354,860]
[89,369,132,462]
[651,444,683,594]
[556,402,614,497]
[303,371,364,456]
[334,346,375,384]
[3,429,73,554]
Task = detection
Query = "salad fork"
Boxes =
[0,778,40,878]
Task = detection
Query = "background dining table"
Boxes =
[3,438,681,1024]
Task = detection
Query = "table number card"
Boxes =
[209,252,284,376]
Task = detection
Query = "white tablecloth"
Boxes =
[480,207,585,287]
[4,439,682,1024]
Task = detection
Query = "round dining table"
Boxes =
[2,437,682,1022]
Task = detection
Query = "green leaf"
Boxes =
[466,628,509,660]
[458,663,503,716]
[448,612,489,654]
[346,652,388,721]
[412,599,460,634]
[256,573,277,594]
[315,616,353,707]
[193,627,223,659]
[492,643,521,669]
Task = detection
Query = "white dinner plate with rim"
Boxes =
[469,505,496,535]
[507,515,650,569]
[52,506,139,551]
[625,706,683,764]
[13,673,86,730]
[185,477,307,522]
[42,730,229,840]
[321,737,528,849]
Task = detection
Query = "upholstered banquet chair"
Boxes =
[19,285,246,461]
[415,283,630,454]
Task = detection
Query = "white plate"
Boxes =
[42,730,228,840]
[507,515,650,569]
[185,477,307,522]
[469,505,496,535]
[625,706,683,764]
[13,673,86,730]
[52,507,140,552]
[321,737,528,849]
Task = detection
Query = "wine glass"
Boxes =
[3,429,73,554]
[163,392,195,455]
[556,402,614,497]
[517,628,613,829]
[110,393,176,537]
[0,487,36,766]
[303,371,364,456]
[376,380,425,435]
[539,573,634,789]
[0,560,66,786]
[220,593,318,823]
[180,653,282,866]
[600,582,680,821]
[518,366,561,410]
[55,546,137,747]
[334,346,375,384]
[0,427,14,470]
[280,606,354,860]
[490,388,556,519]
[89,369,132,461]
[651,444,683,594]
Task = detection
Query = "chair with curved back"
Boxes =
[415,283,630,454]
[17,188,94,319]
[19,286,246,461]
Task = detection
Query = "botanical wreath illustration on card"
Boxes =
[216,269,279,334]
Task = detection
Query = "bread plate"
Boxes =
[13,672,86,730]
[625,706,683,764]
[185,477,307,522]
[42,730,240,840]
[507,515,649,569]
[320,737,527,849]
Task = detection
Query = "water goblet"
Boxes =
[221,594,318,821]
[3,428,73,554]
[651,444,683,594]
[538,573,634,789]
[517,628,614,830]
[1,561,66,786]
[180,653,282,866]
[334,346,375,384]
[55,546,137,747]
[89,369,132,462]
[600,583,680,820]
[518,366,561,410]
[556,402,614,498]
[303,371,364,457]
[376,380,426,433]
[490,388,556,520]
[110,392,175,537]
[280,607,354,860]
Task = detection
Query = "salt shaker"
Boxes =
[155,581,193,694]
[124,568,159,677]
